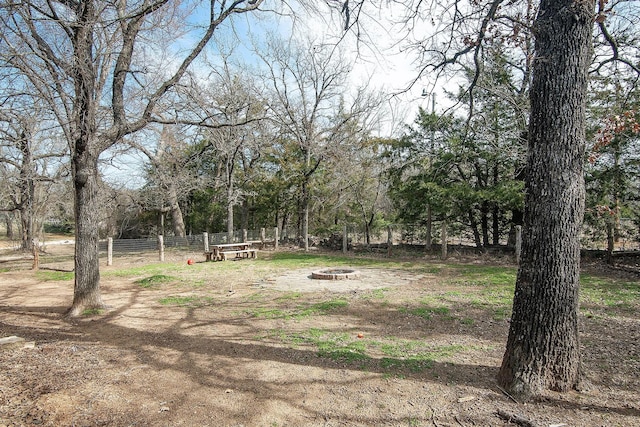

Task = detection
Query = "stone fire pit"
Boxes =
[311,268,361,280]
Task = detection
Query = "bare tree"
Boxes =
[192,65,266,241]
[0,100,67,251]
[135,125,200,238]
[0,0,264,316]
[259,35,378,249]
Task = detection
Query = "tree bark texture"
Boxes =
[18,132,35,252]
[167,185,186,238]
[498,0,594,397]
[67,1,105,317]
[68,149,105,317]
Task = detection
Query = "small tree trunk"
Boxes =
[227,185,234,243]
[481,201,490,247]
[425,204,432,251]
[302,180,310,251]
[441,220,448,260]
[343,225,348,254]
[31,238,39,270]
[4,213,14,239]
[492,204,500,246]
[606,222,615,266]
[468,211,482,248]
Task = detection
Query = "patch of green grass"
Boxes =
[580,275,639,310]
[247,298,348,319]
[246,292,266,301]
[134,274,175,288]
[400,305,451,320]
[363,288,389,300]
[310,299,348,312]
[276,292,302,301]
[36,270,74,281]
[82,308,104,316]
[251,308,289,318]
[284,328,370,363]
[449,264,517,287]
[158,295,212,306]
[267,328,475,375]
[0,267,10,273]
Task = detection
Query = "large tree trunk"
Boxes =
[67,152,105,317]
[66,1,105,317]
[498,0,593,397]
[167,185,186,238]
[227,202,234,242]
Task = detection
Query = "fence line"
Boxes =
[98,221,639,258]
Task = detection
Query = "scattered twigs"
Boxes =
[495,409,540,427]
[496,385,519,403]
[430,406,441,427]
[454,414,466,426]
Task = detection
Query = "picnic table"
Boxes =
[204,242,258,261]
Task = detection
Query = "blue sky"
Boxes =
[102,1,438,188]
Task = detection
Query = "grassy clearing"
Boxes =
[95,252,637,378]
[265,327,470,374]
[134,274,176,288]
[580,274,639,310]
[158,295,214,306]
[36,270,74,281]
[247,298,348,319]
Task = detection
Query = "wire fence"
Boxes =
[93,220,639,259]
[98,228,280,255]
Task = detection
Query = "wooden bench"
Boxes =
[220,248,258,261]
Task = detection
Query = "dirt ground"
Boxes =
[1,242,639,427]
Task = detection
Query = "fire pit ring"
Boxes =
[311,268,361,280]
